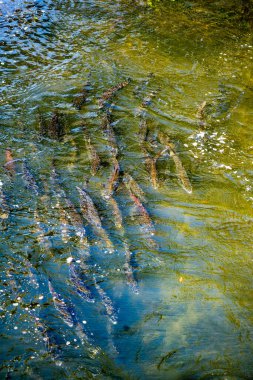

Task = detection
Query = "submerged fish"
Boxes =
[55,198,70,244]
[124,180,155,241]
[39,114,48,137]
[98,79,131,109]
[158,133,192,194]
[138,117,148,142]
[123,173,146,203]
[101,112,118,156]
[196,100,207,127]
[48,111,64,140]
[168,145,192,194]
[106,196,123,231]
[105,158,120,198]
[123,242,139,294]
[33,209,51,250]
[145,156,158,189]
[0,180,9,220]
[94,278,117,325]
[141,88,160,108]
[4,148,15,177]
[77,186,113,252]
[73,80,91,110]
[86,137,100,176]
[69,261,95,303]
[48,280,74,328]
[22,161,39,195]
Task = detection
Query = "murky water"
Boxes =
[1,0,253,378]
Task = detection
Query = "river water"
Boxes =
[1,0,253,379]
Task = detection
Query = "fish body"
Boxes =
[33,210,51,250]
[73,83,90,110]
[141,88,159,108]
[86,137,100,176]
[138,117,148,142]
[158,133,192,194]
[22,161,39,195]
[167,144,192,194]
[106,158,120,197]
[94,279,117,325]
[123,173,146,203]
[123,242,139,293]
[107,196,123,231]
[49,112,64,140]
[69,261,95,303]
[55,199,70,244]
[146,156,158,189]
[0,180,9,220]
[98,79,130,109]
[101,112,118,156]
[77,186,113,252]
[48,280,74,328]
[4,148,15,177]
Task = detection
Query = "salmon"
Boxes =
[0,180,9,220]
[48,280,75,328]
[101,112,118,156]
[69,261,95,303]
[4,148,15,177]
[98,79,131,109]
[77,186,113,252]
[94,278,117,325]
[123,173,146,203]
[22,161,39,195]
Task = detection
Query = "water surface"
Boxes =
[1,0,253,378]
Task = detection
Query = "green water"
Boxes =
[1,0,253,379]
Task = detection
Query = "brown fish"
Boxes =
[4,148,15,177]
[196,100,207,128]
[106,158,120,198]
[86,137,100,176]
[168,144,192,194]
[101,112,118,156]
[138,117,148,142]
[124,179,155,240]
[123,173,146,203]
[145,156,158,189]
[49,111,64,140]
[158,133,192,194]
[77,186,114,252]
[73,80,91,110]
[98,79,131,109]
[22,161,39,195]
[0,180,9,220]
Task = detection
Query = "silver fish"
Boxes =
[22,161,39,195]
[94,278,117,325]
[69,261,95,303]
[48,280,74,328]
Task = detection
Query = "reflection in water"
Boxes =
[1,0,253,378]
